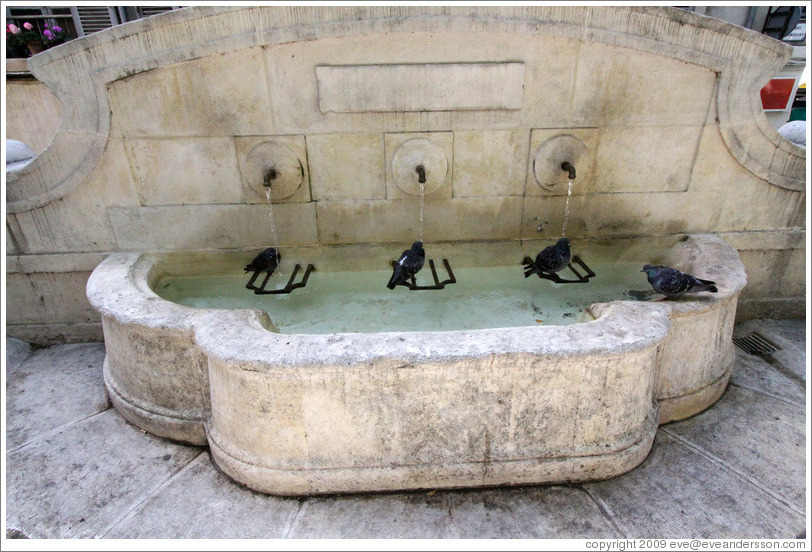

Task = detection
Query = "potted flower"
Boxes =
[21,22,46,55]
[41,23,70,49]
[5,23,29,58]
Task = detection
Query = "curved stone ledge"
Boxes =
[10,5,800,213]
[646,234,747,422]
[104,360,208,445]
[657,361,733,425]
[205,408,660,496]
[86,234,746,495]
[194,300,669,495]
[87,252,212,445]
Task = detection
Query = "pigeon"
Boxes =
[387,241,425,289]
[244,248,280,274]
[641,264,718,298]
[524,238,572,277]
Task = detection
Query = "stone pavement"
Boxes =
[4,319,807,541]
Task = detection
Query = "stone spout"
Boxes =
[263,167,278,188]
[415,164,427,184]
[561,162,576,180]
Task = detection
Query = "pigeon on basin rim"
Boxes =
[641,264,718,298]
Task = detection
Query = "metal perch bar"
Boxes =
[393,259,457,290]
[246,263,316,294]
[522,255,596,284]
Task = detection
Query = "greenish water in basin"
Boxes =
[154,262,653,334]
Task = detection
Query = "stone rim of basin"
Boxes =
[87,234,747,363]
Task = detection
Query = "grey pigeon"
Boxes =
[525,238,572,277]
[244,248,280,274]
[641,264,717,298]
[387,241,425,289]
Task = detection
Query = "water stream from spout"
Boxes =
[561,179,573,237]
[419,180,426,243]
[265,187,282,275]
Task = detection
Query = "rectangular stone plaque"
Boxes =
[316,62,524,113]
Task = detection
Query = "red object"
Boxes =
[760,78,796,111]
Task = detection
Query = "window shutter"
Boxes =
[73,6,119,36]
[138,7,179,19]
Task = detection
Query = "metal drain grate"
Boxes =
[732,332,780,355]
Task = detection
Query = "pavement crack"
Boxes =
[728,381,805,408]
[760,353,806,388]
[95,450,207,538]
[661,427,805,518]
[281,498,309,538]
[7,409,113,454]
[577,484,628,538]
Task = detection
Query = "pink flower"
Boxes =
[8,24,20,34]
[43,29,53,39]
[23,22,33,30]
[52,25,62,33]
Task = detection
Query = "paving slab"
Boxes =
[583,432,804,538]
[6,342,109,450]
[729,352,805,406]
[285,490,470,539]
[5,337,32,369]
[5,410,204,539]
[420,485,622,539]
[287,485,622,539]
[104,453,302,538]
[768,318,808,348]
[663,384,806,512]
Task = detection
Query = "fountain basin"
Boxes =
[86,234,745,495]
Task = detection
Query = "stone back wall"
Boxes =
[5,6,806,343]
[101,31,727,250]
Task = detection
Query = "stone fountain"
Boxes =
[6,6,806,495]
